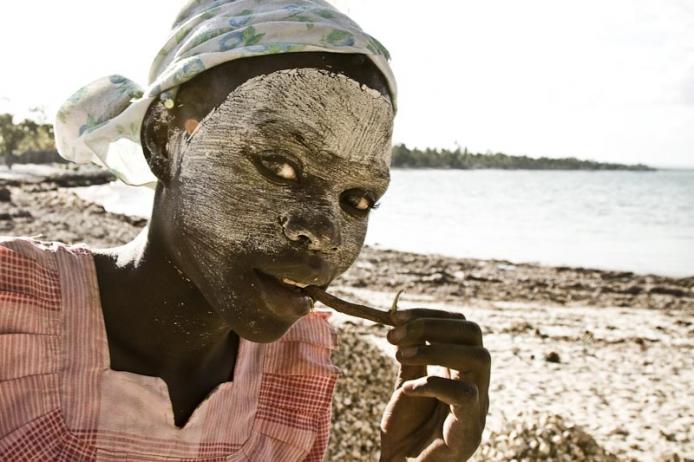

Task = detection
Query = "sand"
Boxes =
[325,289,692,461]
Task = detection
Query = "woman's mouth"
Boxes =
[281,277,309,289]
[254,270,314,318]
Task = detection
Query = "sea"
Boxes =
[74,169,694,278]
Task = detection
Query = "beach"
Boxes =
[1,168,692,461]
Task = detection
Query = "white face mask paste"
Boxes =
[164,68,394,339]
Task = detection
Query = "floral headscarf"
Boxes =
[55,0,396,187]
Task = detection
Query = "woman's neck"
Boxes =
[92,227,236,377]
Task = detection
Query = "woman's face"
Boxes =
[162,69,394,342]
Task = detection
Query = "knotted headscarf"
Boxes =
[55,0,396,187]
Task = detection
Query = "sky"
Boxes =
[0,0,692,168]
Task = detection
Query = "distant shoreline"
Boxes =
[2,147,660,171]
[390,166,659,172]
[391,144,656,171]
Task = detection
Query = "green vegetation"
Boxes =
[0,111,56,169]
[391,144,654,171]
[0,111,655,171]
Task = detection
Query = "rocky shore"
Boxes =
[1,170,692,461]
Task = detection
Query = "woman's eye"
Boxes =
[341,189,378,216]
[266,160,297,181]
[352,196,371,210]
[254,153,301,183]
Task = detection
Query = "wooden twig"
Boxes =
[304,286,395,326]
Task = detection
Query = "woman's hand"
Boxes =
[380,308,490,461]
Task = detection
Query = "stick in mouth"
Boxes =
[304,286,401,326]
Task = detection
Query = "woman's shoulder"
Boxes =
[0,236,95,285]
[0,238,71,447]
[0,236,98,333]
[0,236,92,268]
[0,236,98,361]
[0,237,65,309]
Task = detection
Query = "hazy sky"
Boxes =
[0,0,692,167]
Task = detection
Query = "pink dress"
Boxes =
[0,238,339,461]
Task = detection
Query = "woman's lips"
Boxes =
[254,270,313,318]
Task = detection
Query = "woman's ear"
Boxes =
[141,100,174,184]
[184,118,200,136]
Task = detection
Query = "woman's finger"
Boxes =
[387,317,483,346]
[396,344,491,384]
[401,379,485,462]
[402,376,487,460]
[401,375,479,407]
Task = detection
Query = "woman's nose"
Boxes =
[280,212,341,252]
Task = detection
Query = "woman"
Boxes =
[0,1,490,460]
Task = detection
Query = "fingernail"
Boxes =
[401,382,416,392]
[393,311,411,323]
[388,327,405,343]
[400,347,417,358]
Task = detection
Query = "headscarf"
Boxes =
[54,0,396,187]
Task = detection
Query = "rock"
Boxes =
[545,351,561,363]
[649,286,687,297]
[622,285,643,295]
[502,321,535,334]
[0,208,31,220]
[600,271,635,280]
[657,453,691,462]
[422,271,452,284]
[0,187,11,202]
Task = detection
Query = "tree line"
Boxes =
[391,144,654,171]
[0,111,57,168]
[1,112,654,171]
